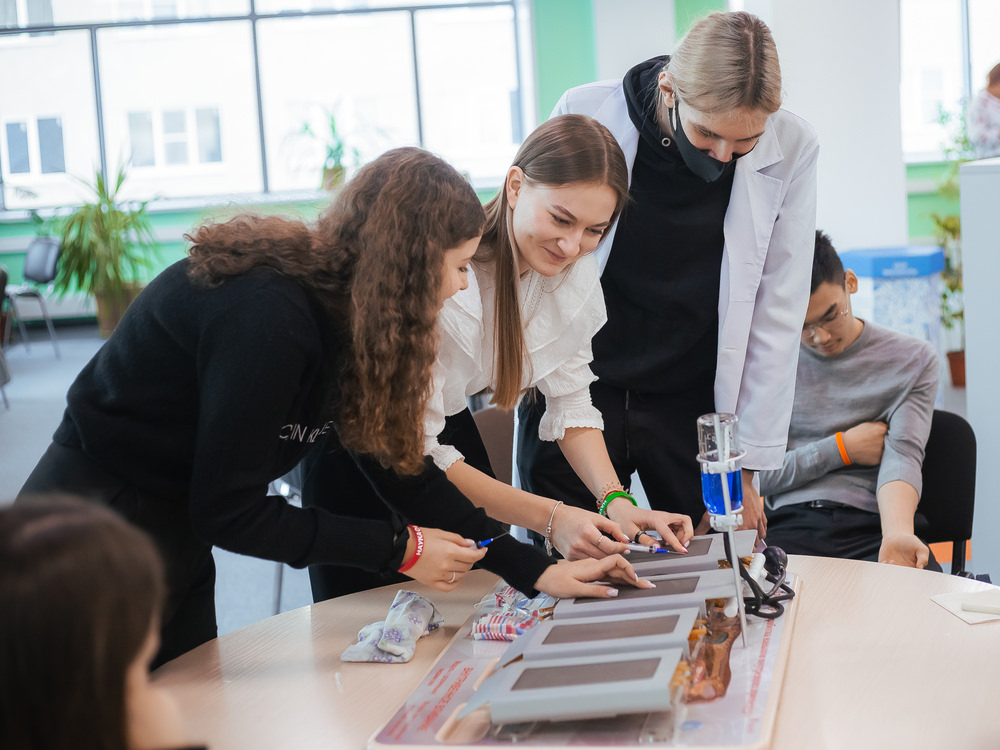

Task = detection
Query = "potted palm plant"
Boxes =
[56,164,158,337]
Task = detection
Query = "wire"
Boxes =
[723,535,795,619]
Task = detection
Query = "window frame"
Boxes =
[0,0,532,212]
[1,114,66,179]
[901,0,986,164]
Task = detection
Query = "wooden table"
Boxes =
[153,557,1000,749]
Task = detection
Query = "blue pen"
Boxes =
[475,531,509,548]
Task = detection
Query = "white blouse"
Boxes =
[424,253,608,472]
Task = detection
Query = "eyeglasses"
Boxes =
[802,308,849,340]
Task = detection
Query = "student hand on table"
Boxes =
[548,502,632,561]
[533,554,654,599]
[879,532,930,569]
[399,527,487,592]
[605,502,693,554]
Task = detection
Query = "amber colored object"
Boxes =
[682,607,741,703]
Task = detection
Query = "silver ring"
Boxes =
[595,535,604,547]
[448,571,456,583]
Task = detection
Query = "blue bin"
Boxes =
[837,245,945,348]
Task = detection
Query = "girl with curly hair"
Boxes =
[17,147,643,666]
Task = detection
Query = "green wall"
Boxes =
[906,161,961,241]
[674,0,726,36]
[532,0,597,120]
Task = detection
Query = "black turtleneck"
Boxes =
[591,55,736,395]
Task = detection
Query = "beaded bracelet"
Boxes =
[598,480,625,501]
[544,500,563,556]
[397,525,424,573]
[599,490,637,517]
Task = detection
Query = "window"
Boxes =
[901,0,1000,160]
[128,112,155,166]
[4,121,29,173]
[415,5,521,186]
[0,29,98,208]
[968,0,1000,96]
[2,116,65,175]
[0,1,531,210]
[36,115,64,173]
[162,110,189,165]
[127,106,223,169]
[99,21,261,200]
[196,107,221,163]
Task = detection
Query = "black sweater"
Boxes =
[593,56,734,394]
[54,260,551,594]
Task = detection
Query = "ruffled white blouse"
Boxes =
[424,253,608,472]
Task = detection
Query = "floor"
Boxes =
[0,322,312,636]
[0,320,970,635]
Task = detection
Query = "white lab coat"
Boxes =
[553,80,819,470]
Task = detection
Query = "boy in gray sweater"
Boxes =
[759,230,940,570]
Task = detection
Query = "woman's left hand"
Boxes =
[605,500,693,553]
[532,554,654,600]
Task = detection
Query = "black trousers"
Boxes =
[765,502,942,571]
[516,380,714,526]
[17,442,218,669]
[301,409,495,602]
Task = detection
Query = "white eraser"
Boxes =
[960,588,1000,615]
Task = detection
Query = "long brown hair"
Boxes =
[187,148,484,473]
[0,497,166,750]
[478,115,629,408]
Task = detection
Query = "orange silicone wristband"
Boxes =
[835,432,852,466]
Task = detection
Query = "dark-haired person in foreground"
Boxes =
[0,497,202,750]
[759,230,941,570]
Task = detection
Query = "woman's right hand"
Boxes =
[549,502,632,561]
[532,554,654,599]
[399,526,487,591]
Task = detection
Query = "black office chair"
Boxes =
[5,236,61,358]
[917,409,976,577]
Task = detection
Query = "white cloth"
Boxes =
[425,254,606,471]
[967,89,1000,159]
[552,79,819,471]
[340,590,443,663]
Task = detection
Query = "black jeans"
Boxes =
[516,380,715,526]
[17,442,218,668]
[765,501,942,571]
[301,409,495,602]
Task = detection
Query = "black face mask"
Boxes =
[669,98,743,183]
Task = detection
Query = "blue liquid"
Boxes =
[700,470,743,515]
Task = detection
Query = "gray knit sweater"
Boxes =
[760,320,939,514]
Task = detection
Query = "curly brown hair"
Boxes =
[187,148,484,474]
